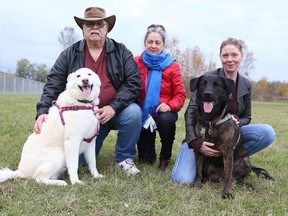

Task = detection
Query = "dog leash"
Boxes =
[251,166,275,181]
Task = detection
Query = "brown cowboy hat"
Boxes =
[74,7,116,32]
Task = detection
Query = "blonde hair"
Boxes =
[220,37,245,55]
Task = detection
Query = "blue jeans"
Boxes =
[79,103,142,164]
[171,124,275,184]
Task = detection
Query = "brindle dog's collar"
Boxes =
[200,113,232,138]
[215,113,232,125]
[200,113,241,149]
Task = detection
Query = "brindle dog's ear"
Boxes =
[223,77,235,94]
[190,76,201,92]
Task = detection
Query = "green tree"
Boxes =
[15,59,49,82]
[34,63,49,82]
[15,58,32,78]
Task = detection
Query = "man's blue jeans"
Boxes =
[171,124,275,183]
[80,103,142,164]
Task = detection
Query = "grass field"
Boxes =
[0,94,287,215]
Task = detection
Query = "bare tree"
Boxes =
[190,46,206,77]
[165,37,179,58]
[255,77,269,100]
[205,52,217,72]
[58,26,80,50]
[239,42,256,78]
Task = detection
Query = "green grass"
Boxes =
[0,94,287,215]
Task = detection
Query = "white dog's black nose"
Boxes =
[82,78,89,85]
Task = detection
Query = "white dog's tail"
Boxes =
[0,168,19,183]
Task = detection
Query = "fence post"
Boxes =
[4,75,6,93]
[14,76,16,93]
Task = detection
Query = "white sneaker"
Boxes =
[116,158,141,176]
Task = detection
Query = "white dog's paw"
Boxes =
[37,178,68,186]
[71,179,84,185]
[93,173,104,179]
[56,180,68,186]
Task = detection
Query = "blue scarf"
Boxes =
[142,51,175,124]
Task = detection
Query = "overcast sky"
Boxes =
[0,0,287,82]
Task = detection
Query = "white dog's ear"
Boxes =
[67,73,72,82]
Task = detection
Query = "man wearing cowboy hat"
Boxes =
[34,6,142,176]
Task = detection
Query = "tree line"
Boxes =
[13,27,288,101]
[165,37,288,101]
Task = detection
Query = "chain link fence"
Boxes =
[0,73,45,94]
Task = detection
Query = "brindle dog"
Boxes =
[190,75,251,199]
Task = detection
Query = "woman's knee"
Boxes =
[241,124,275,143]
[241,124,275,155]
[262,124,275,145]
[157,112,178,125]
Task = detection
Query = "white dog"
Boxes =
[0,68,103,186]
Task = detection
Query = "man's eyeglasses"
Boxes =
[83,20,106,28]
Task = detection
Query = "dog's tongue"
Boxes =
[203,102,213,113]
[82,86,91,97]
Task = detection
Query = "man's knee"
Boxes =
[124,103,141,117]
[119,103,142,127]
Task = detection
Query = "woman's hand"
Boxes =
[200,141,222,157]
[156,103,171,112]
[231,114,240,125]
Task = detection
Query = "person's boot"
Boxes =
[158,159,171,171]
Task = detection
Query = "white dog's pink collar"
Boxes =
[53,102,99,143]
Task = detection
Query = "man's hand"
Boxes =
[34,114,48,134]
[95,105,116,124]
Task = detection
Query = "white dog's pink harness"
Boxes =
[53,102,99,143]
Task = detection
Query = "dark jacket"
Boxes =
[36,37,141,118]
[185,68,252,146]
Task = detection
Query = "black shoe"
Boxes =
[159,159,171,171]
